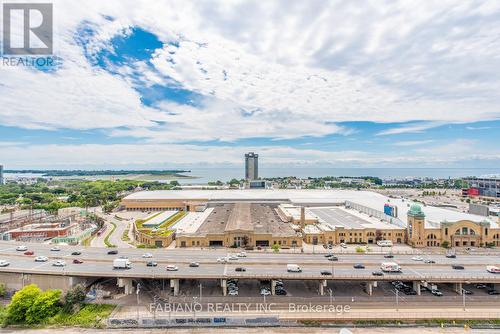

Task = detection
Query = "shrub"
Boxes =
[355,246,366,253]
[63,285,86,313]
[6,284,41,324]
[25,289,62,324]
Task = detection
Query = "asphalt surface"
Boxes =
[0,241,499,281]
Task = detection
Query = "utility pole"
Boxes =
[395,288,399,311]
[199,283,203,302]
[136,283,141,325]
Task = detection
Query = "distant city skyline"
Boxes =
[1,1,500,169]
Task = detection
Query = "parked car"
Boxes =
[235,267,246,272]
[53,260,66,267]
[452,265,465,270]
[228,290,238,296]
[424,259,436,264]
[71,251,82,256]
[325,253,334,258]
[463,289,473,295]
[228,255,239,260]
[142,253,153,258]
[260,288,271,296]
[487,290,500,295]
[353,264,365,269]
[411,256,423,261]
[275,288,287,295]
[340,243,347,249]
[16,245,28,251]
[35,256,48,262]
[189,262,200,267]
[372,271,384,276]
[384,254,394,258]
[107,250,118,255]
[73,259,83,264]
[328,256,339,261]
[320,270,332,276]
[476,284,488,289]
[217,257,227,263]
[446,254,457,258]
[404,290,417,295]
[50,246,61,251]
[24,251,34,256]
[0,260,10,267]
[166,265,178,271]
[146,261,157,267]
[431,290,443,297]
[237,252,247,257]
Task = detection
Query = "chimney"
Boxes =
[300,207,306,228]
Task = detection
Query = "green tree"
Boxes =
[25,289,62,324]
[441,240,449,249]
[63,285,86,313]
[272,243,281,253]
[6,284,41,324]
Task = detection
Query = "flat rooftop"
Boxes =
[310,207,402,230]
[123,189,498,228]
[192,203,297,237]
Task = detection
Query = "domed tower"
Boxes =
[407,204,426,247]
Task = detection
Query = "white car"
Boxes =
[228,290,238,296]
[16,245,28,251]
[0,260,10,267]
[412,256,424,261]
[228,255,239,260]
[260,288,271,296]
[142,253,153,258]
[50,246,61,251]
[53,260,66,267]
[237,252,247,257]
[35,256,48,262]
[340,243,347,249]
[166,265,179,271]
[217,257,227,263]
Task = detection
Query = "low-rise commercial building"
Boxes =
[121,189,500,248]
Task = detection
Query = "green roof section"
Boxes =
[408,203,425,217]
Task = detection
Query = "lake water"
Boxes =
[4,167,499,185]
[176,167,500,184]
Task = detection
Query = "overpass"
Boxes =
[0,241,499,297]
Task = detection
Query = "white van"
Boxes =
[287,264,302,272]
[377,240,393,247]
[381,262,401,272]
[113,258,132,269]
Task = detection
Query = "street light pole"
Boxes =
[136,283,141,325]
[395,288,399,311]
[462,288,466,311]
[199,283,203,302]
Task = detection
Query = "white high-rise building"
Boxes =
[0,164,4,185]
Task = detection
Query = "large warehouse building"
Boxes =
[121,189,500,248]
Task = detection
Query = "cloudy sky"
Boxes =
[1,0,500,169]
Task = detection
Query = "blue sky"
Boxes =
[1,0,499,169]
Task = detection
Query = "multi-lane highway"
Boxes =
[0,241,499,282]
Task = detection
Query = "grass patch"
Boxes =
[135,211,186,239]
[121,224,130,242]
[104,222,117,248]
[47,304,115,328]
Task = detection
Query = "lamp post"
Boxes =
[461,288,466,311]
[395,288,399,311]
[136,283,141,325]
[199,283,203,302]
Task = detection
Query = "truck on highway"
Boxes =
[113,258,132,269]
[380,262,401,272]
[287,264,302,272]
[487,265,500,273]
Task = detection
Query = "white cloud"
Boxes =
[0,141,498,169]
[376,122,445,136]
[1,0,500,140]
[393,140,434,146]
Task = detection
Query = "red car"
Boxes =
[73,259,83,264]
[24,251,34,256]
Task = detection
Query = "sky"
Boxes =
[0,0,500,169]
